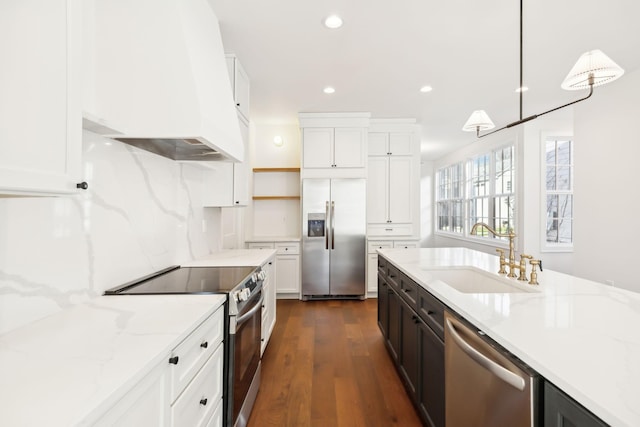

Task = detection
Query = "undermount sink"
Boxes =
[425,268,540,294]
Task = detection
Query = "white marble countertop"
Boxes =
[379,247,640,427]
[0,294,225,426]
[182,249,277,267]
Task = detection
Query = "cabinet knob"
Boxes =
[200,342,208,349]
[76,181,88,190]
[200,398,208,406]
[236,103,240,107]
[168,356,179,365]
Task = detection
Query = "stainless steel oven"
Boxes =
[229,287,262,427]
[104,265,265,427]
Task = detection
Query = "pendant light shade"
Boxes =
[462,110,495,132]
[561,49,625,90]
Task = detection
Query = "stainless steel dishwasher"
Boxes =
[444,311,540,427]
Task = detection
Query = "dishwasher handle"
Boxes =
[445,318,526,391]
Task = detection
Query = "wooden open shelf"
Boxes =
[253,167,300,173]
[252,195,300,201]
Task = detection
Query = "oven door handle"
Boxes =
[236,293,264,326]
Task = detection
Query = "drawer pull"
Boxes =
[403,288,412,293]
[168,356,179,365]
[200,398,208,406]
[427,310,435,315]
[200,341,208,349]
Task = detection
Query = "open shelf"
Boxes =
[253,195,300,201]
[253,167,300,173]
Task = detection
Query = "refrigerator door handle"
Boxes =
[331,201,335,250]
[445,318,526,391]
[325,201,329,250]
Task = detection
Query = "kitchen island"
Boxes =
[379,247,640,427]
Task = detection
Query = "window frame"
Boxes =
[541,133,574,253]
[435,143,516,246]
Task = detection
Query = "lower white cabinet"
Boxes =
[247,241,301,298]
[260,254,277,355]
[366,239,419,295]
[93,361,169,427]
[96,305,225,427]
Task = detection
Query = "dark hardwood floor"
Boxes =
[247,299,423,427]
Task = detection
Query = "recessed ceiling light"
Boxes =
[420,85,433,93]
[515,86,529,92]
[324,15,343,29]
[323,86,335,94]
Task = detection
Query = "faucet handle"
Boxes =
[529,259,542,285]
[495,249,507,275]
[517,254,533,281]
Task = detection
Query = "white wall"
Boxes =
[573,68,640,292]
[246,122,301,239]
[0,131,223,334]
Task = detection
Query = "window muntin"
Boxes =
[436,163,464,233]
[545,138,573,245]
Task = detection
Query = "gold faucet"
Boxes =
[470,222,535,281]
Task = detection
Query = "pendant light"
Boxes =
[463,0,624,139]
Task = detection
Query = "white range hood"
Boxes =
[83,0,243,162]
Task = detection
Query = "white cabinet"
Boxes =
[302,127,366,169]
[247,241,301,298]
[93,361,169,427]
[225,54,250,122]
[260,256,276,355]
[0,0,83,196]
[366,239,419,295]
[96,305,225,427]
[168,306,225,427]
[203,117,250,207]
[366,123,420,237]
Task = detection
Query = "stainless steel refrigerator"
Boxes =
[301,178,366,299]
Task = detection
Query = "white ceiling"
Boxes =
[208,0,640,160]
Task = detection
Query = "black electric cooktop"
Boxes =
[104,266,258,295]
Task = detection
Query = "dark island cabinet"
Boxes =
[418,319,445,427]
[377,275,389,337]
[544,382,608,427]
[378,255,445,427]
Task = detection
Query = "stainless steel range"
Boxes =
[105,265,265,427]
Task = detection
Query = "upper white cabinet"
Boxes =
[204,54,251,207]
[203,117,250,207]
[85,0,244,162]
[0,0,83,196]
[299,113,370,178]
[226,54,250,122]
[367,120,420,237]
[302,128,366,169]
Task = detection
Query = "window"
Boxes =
[545,138,573,246]
[436,145,515,241]
[436,162,463,233]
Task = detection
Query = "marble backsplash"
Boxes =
[0,131,223,334]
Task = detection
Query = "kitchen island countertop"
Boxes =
[379,247,640,427]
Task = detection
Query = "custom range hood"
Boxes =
[84,0,243,162]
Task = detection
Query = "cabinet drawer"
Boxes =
[367,223,414,237]
[170,307,224,403]
[368,240,394,253]
[386,264,401,291]
[398,272,418,309]
[418,287,446,341]
[171,343,224,427]
[377,256,388,278]
[275,242,300,255]
[393,240,419,249]
[247,242,275,250]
